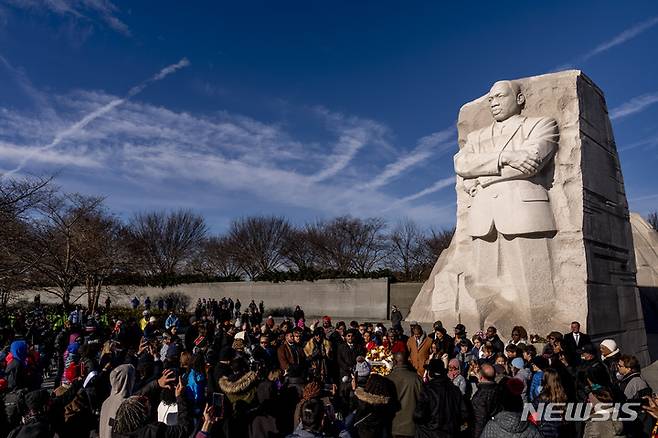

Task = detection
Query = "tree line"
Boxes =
[0,176,454,311]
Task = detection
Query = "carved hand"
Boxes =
[501,149,541,174]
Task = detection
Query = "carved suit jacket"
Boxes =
[454,115,559,237]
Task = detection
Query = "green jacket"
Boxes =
[386,365,423,437]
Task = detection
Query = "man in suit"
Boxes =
[563,321,591,365]
[454,80,559,330]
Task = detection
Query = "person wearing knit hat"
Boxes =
[353,374,394,438]
[5,389,52,438]
[600,339,621,383]
[510,357,531,402]
[413,358,468,437]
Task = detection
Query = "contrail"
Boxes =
[3,57,190,177]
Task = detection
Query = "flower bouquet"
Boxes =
[365,345,393,376]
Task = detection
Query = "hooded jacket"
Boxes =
[480,410,543,438]
[100,365,136,438]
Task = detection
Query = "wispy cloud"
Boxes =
[396,177,455,204]
[308,106,390,183]
[555,16,658,70]
[6,0,130,35]
[583,16,658,62]
[0,64,458,228]
[618,133,658,152]
[3,58,190,177]
[363,126,456,190]
[610,92,658,121]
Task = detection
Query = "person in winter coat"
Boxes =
[600,339,621,384]
[480,378,542,438]
[111,377,192,438]
[407,324,432,377]
[529,356,548,402]
[99,365,176,438]
[6,389,56,438]
[511,357,531,402]
[471,364,502,438]
[413,359,468,438]
[447,358,467,395]
[286,398,330,438]
[386,351,422,438]
[351,374,394,438]
[583,388,627,438]
[6,340,29,391]
[617,354,651,401]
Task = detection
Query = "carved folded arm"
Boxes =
[454,137,503,179]
[479,118,559,187]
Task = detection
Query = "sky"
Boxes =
[0,1,657,233]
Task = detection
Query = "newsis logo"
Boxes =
[522,403,641,422]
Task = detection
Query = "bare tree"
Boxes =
[647,211,658,231]
[0,176,53,306]
[425,227,455,261]
[74,209,127,313]
[307,216,388,275]
[281,227,320,273]
[192,236,242,279]
[126,210,207,287]
[30,193,106,307]
[227,216,291,279]
[388,219,431,281]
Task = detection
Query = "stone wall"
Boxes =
[389,282,423,318]
[21,278,391,320]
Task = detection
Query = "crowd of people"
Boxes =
[0,298,657,438]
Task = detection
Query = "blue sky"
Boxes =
[1,1,657,232]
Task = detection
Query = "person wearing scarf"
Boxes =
[447,358,467,395]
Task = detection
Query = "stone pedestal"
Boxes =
[407,70,649,363]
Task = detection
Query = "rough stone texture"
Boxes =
[407,70,649,363]
[630,213,658,287]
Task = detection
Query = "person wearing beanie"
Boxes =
[218,358,259,437]
[412,358,468,438]
[353,374,394,438]
[600,339,621,383]
[480,378,542,438]
[511,357,531,402]
[529,356,548,402]
[575,343,607,402]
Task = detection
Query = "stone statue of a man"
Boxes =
[454,80,559,329]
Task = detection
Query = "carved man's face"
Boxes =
[488,81,524,122]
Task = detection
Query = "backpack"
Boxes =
[3,388,27,429]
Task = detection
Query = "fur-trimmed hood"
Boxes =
[354,387,390,405]
[218,370,258,395]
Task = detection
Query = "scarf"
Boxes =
[448,358,461,380]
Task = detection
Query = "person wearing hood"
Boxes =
[111,377,192,438]
[481,378,542,438]
[600,339,621,383]
[413,359,468,438]
[6,389,56,438]
[351,374,395,438]
[99,365,176,438]
[407,324,432,377]
[218,357,260,437]
[6,339,29,391]
[511,357,531,402]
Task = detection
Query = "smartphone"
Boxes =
[212,392,224,417]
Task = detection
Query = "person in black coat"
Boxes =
[413,358,469,438]
[471,363,502,438]
[7,389,57,438]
